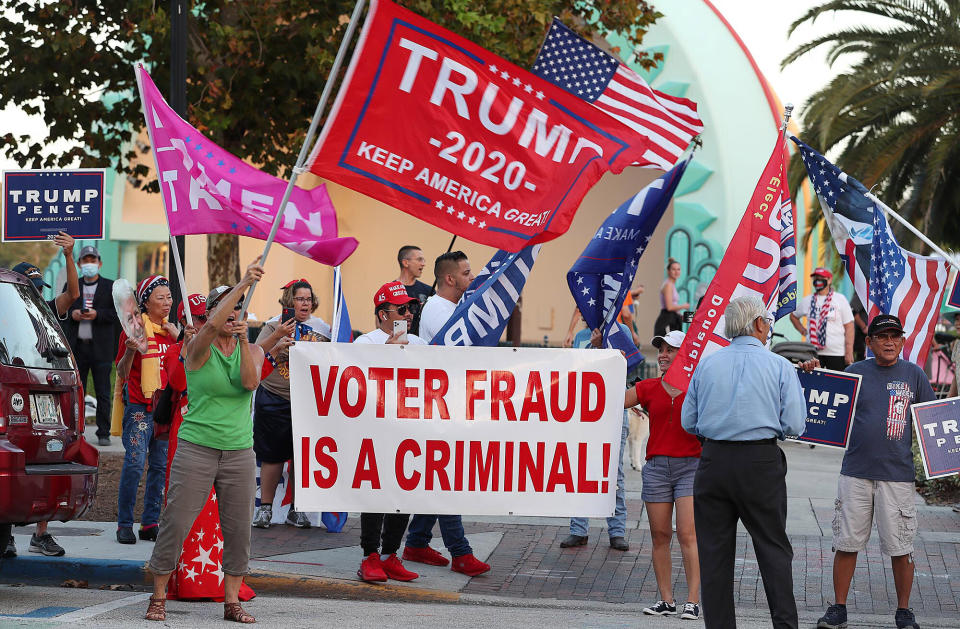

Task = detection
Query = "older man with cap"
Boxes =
[61,245,119,446]
[682,296,806,629]
[816,314,934,629]
[789,267,854,370]
[353,281,424,583]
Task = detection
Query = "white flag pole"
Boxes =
[870,195,960,273]
[238,0,368,317]
[331,265,343,342]
[134,63,193,327]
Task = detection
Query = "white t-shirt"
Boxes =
[417,295,457,343]
[794,291,854,356]
[265,314,331,339]
[353,328,427,345]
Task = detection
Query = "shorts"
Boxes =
[832,474,917,556]
[641,455,699,503]
[253,386,294,463]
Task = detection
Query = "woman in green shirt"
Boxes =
[145,258,265,624]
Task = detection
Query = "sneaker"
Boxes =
[285,509,311,529]
[97,436,111,446]
[116,527,137,544]
[642,600,677,616]
[403,545,450,566]
[138,525,158,542]
[3,538,16,558]
[29,533,65,557]
[357,553,387,582]
[895,608,919,629]
[680,602,701,620]
[817,603,848,629]
[559,534,588,548]
[451,553,491,577]
[252,505,272,529]
[381,554,418,581]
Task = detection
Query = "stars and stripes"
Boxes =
[793,137,949,366]
[532,19,704,171]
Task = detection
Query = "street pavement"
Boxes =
[2,439,958,627]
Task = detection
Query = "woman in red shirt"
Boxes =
[624,330,702,621]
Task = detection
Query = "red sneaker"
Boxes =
[402,545,450,566]
[451,553,490,577]
[357,553,387,582]
[381,554,419,581]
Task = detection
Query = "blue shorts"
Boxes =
[641,455,699,503]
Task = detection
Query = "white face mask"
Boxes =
[80,263,100,278]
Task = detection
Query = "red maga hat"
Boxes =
[177,293,207,321]
[810,267,833,280]
[374,281,417,307]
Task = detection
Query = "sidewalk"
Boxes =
[4,441,959,622]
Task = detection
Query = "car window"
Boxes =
[0,282,75,370]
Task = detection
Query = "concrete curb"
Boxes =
[0,556,149,587]
[246,569,461,603]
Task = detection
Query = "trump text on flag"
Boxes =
[309,0,653,252]
[912,397,960,480]
[289,343,626,517]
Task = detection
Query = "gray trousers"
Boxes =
[148,440,256,576]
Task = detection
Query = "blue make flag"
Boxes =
[431,244,541,346]
[568,157,690,367]
[330,266,352,343]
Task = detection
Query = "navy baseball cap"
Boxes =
[12,262,50,290]
[867,313,904,336]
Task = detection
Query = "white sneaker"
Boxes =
[252,505,272,529]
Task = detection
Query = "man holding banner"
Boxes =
[816,314,934,629]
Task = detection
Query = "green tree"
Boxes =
[782,0,960,250]
[0,0,660,286]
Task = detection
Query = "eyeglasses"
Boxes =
[386,304,418,316]
[292,296,313,304]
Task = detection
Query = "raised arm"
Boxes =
[52,232,79,316]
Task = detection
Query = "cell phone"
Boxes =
[682,310,695,324]
[393,319,408,342]
[281,307,295,323]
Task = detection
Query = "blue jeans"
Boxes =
[570,410,628,538]
[406,514,472,557]
[117,399,168,529]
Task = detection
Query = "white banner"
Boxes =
[289,343,626,516]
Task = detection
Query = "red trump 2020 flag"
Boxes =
[308,0,656,252]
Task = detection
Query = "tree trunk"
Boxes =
[207,233,241,288]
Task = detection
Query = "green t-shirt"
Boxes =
[178,343,254,450]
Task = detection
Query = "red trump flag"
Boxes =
[308,0,659,252]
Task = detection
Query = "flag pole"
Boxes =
[238,0,368,317]
[331,265,343,342]
[133,63,193,327]
[871,196,960,273]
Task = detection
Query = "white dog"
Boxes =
[627,406,650,471]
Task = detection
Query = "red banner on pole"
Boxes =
[664,137,797,392]
[308,0,656,252]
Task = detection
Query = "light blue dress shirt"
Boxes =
[681,335,806,441]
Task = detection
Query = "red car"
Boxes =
[0,268,99,554]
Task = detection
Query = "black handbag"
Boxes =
[151,383,176,426]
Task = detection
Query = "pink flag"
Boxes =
[135,64,357,266]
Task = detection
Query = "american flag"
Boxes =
[793,137,949,366]
[531,19,703,171]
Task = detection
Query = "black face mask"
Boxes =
[813,279,828,291]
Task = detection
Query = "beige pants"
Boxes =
[832,474,917,556]
[148,440,256,576]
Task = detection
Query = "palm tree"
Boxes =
[782,0,960,251]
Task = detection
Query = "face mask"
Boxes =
[80,263,100,278]
[813,279,828,290]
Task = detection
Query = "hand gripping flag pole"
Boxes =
[237,0,368,317]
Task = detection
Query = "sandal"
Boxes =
[224,601,256,623]
[145,596,166,621]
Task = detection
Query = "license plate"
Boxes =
[31,394,61,425]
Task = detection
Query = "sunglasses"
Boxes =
[387,304,418,316]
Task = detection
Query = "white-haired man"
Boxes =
[681,296,807,629]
